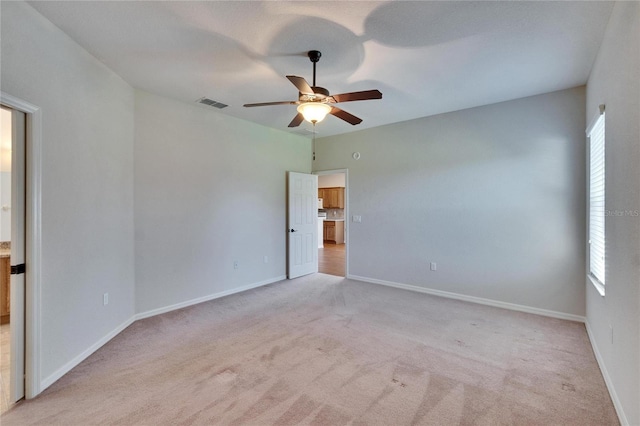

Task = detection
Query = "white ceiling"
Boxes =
[27,1,613,138]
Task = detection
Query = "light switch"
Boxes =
[353,215,362,223]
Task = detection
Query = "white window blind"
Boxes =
[588,109,605,286]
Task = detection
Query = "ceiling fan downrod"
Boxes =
[308,50,321,87]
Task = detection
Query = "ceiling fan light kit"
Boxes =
[244,50,382,128]
[297,102,331,123]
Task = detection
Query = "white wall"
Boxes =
[1,108,11,241]
[0,2,135,384]
[318,173,345,188]
[0,172,10,242]
[0,108,10,173]
[315,87,587,317]
[134,90,310,314]
[585,2,640,424]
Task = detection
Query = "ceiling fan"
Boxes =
[243,50,382,127]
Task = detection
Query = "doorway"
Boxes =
[315,170,347,277]
[0,104,26,412]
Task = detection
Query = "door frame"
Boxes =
[313,169,349,277]
[1,91,42,399]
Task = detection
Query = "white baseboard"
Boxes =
[40,316,135,391]
[347,274,586,323]
[135,275,287,320]
[39,275,286,394]
[585,321,628,426]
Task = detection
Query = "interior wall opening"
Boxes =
[316,171,346,277]
[1,103,26,412]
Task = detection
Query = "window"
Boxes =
[587,105,605,294]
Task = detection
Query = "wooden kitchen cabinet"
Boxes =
[1,256,9,324]
[323,221,344,244]
[324,221,334,241]
[335,188,345,208]
[318,187,344,208]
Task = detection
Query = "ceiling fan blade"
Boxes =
[329,90,383,103]
[329,107,363,125]
[243,101,298,107]
[286,76,314,95]
[288,113,304,128]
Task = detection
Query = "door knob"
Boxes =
[290,229,298,233]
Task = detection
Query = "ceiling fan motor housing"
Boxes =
[311,87,329,97]
[308,50,321,63]
[300,86,330,102]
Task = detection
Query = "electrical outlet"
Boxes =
[353,215,362,223]
[430,262,437,271]
[103,293,109,306]
[233,260,239,269]
[263,256,269,264]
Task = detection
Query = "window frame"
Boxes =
[586,105,605,296]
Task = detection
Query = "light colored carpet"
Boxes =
[1,274,619,425]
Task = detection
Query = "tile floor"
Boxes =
[0,323,11,414]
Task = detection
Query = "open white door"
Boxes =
[10,108,26,402]
[287,172,318,278]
